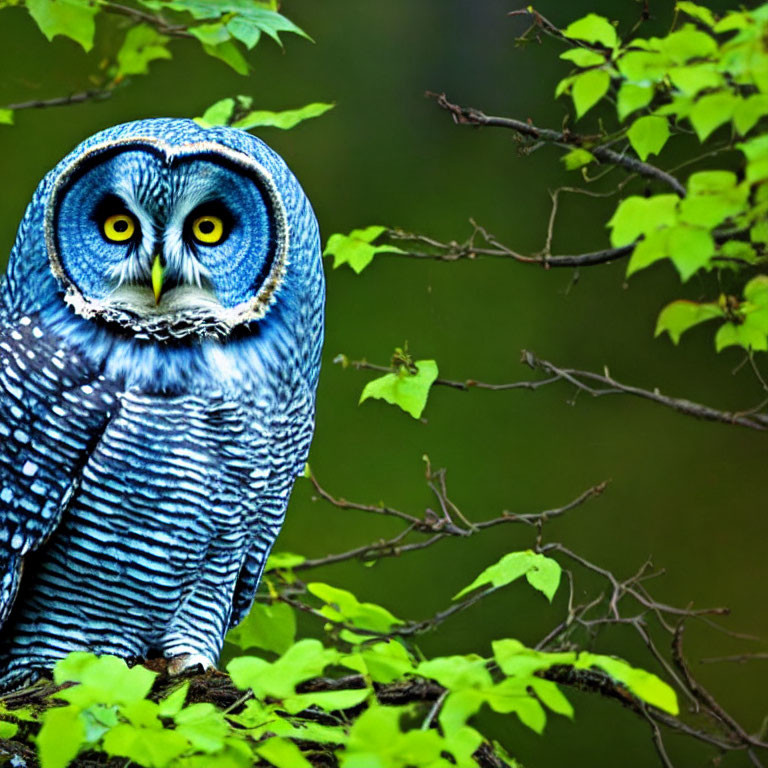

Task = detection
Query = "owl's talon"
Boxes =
[167,653,214,677]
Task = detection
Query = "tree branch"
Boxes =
[101,2,193,37]
[343,352,768,431]
[521,350,768,431]
[4,89,113,112]
[428,92,687,197]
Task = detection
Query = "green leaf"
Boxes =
[669,63,723,96]
[627,115,670,160]
[157,682,189,717]
[739,135,768,185]
[571,69,610,118]
[715,321,768,352]
[667,225,715,280]
[490,640,679,716]
[0,109,14,125]
[689,92,736,141]
[227,639,339,698]
[442,726,484,768]
[233,102,335,130]
[492,638,576,678]
[616,82,653,121]
[733,94,768,136]
[529,678,574,718]
[195,97,236,127]
[102,723,188,768]
[26,0,98,51]
[188,21,231,46]
[679,171,748,228]
[713,11,749,33]
[577,653,679,715]
[307,582,402,633]
[37,706,85,768]
[454,549,561,602]
[202,41,249,75]
[719,240,757,265]
[744,275,768,306]
[120,699,162,730]
[560,148,595,170]
[607,194,679,247]
[359,359,439,419]
[618,50,667,84]
[257,737,315,768]
[484,678,546,733]
[226,600,296,654]
[265,551,306,571]
[563,14,618,49]
[53,654,156,708]
[676,1,716,27]
[324,225,404,273]
[227,17,262,49]
[116,24,171,77]
[357,640,415,683]
[0,720,18,738]
[655,300,724,343]
[559,48,605,67]
[145,2,309,44]
[174,703,228,752]
[341,704,448,768]
[660,27,717,63]
[554,75,576,99]
[440,689,486,736]
[81,704,119,743]
[626,228,670,277]
[417,655,493,692]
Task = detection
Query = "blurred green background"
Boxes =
[0,1,765,765]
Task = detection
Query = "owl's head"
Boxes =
[21,119,321,342]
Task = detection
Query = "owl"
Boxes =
[0,119,324,689]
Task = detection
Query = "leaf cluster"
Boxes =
[0,545,676,768]
[0,0,311,123]
[555,3,768,353]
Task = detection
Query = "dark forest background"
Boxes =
[0,1,764,765]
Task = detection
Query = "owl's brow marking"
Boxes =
[44,137,290,340]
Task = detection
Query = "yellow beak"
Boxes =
[151,254,164,304]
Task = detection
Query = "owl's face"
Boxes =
[44,136,289,339]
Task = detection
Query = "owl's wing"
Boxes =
[0,313,117,624]
[229,385,316,628]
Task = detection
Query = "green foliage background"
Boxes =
[0,1,765,766]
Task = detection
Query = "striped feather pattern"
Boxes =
[0,119,324,688]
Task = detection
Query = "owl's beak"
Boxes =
[151,254,164,304]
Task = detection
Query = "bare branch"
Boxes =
[295,470,606,572]
[4,89,113,112]
[520,351,768,431]
[428,92,687,197]
[343,351,768,432]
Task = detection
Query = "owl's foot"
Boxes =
[167,653,214,677]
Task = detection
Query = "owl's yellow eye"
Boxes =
[103,214,136,243]
[191,215,224,245]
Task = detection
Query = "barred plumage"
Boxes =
[0,119,324,688]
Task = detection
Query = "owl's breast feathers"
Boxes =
[0,303,314,629]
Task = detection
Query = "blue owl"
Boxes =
[0,119,324,689]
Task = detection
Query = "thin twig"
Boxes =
[4,90,113,112]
